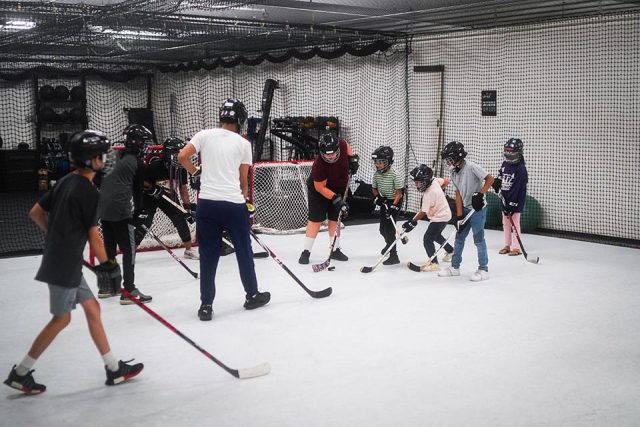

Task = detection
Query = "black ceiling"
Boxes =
[1,0,639,70]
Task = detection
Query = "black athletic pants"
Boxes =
[135,194,191,246]
[379,198,402,256]
[423,221,453,264]
[101,218,136,292]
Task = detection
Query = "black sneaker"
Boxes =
[105,359,144,386]
[383,253,400,265]
[298,250,310,265]
[120,288,152,305]
[331,248,349,261]
[243,292,271,310]
[4,365,46,395]
[198,304,213,321]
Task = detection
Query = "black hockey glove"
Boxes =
[134,209,148,224]
[185,203,197,217]
[455,214,469,232]
[331,194,349,217]
[386,203,400,219]
[502,201,517,216]
[95,259,122,296]
[402,220,417,233]
[189,166,201,191]
[471,192,485,211]
[348,154,360,175]
[492,177,502,193]
[373,195,385,207]
[145,185,164,199]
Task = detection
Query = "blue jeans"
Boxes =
[451,207,488,272]
[196,199,258,304]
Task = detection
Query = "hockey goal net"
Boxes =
[250,161,314,234]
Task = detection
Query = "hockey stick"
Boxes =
[406,209,475,272]
[311,183,351,273]
[387,213,409,244]
[82,260,270,379]
[507,213,540,264]
[249,230,332,298]
[360,230,408,273]
[140,224,198,279]
[160,194,268,259]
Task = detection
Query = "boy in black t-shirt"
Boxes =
[3,130,144,395]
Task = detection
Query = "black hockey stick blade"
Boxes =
[253,251,269,259]
[407,262,422,272]
[360,266,374,273]
[249,231,332,299]
[83,260,270,380]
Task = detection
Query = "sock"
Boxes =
[304,236,315,251]
[102,351,119,372]
[16,355,37,376]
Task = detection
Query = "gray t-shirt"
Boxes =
[98,152,144,221]
[451,160,488,209]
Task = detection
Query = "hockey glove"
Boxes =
[373,195,385,207]
[471,192,485,211]
[455,215,469,232]
[145,185,164,199]
[95,259,122,296]
[402,220,417,233]
[386,203,400,219]
[246,199,255,217]
[492,177,502,193]
[348,154,360,175]
[502,201,517,216]
[189,166,201,191]
[185,203,197,217]
[331,194,349,217]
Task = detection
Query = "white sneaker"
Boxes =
[184,247,199,260]
[421,262,440,272]
[438,267,460,277]
[443,252,454,263]
[470,270,489,282]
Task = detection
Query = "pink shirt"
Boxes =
[420,178,452,222]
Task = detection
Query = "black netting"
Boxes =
[1,12,639,257]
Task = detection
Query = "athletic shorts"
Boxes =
[48,276,94,316]
[308,187,346,222]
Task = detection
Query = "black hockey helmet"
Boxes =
[503,138,524,164]
[68,130,111,170]
[441,141,467,168]
[219,98,248,127]
[410,164,434,192]
[371,146,394,173]
[123,124,152,154]
[318,133,340,164]
[163,137,186,165]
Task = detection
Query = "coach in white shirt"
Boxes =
[178,98,270,321]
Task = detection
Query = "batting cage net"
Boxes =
[0,12,638,256]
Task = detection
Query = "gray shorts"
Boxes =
[48,276,95,316]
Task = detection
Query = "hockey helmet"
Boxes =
[68,130,111,171]
[441,141,467,168]
[503,138,524,164]
[123,124,152,154]
[318,133,340,164]
[219,98,248,127]
[409,164,434,192]
[371,146,394,173]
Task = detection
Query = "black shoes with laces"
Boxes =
[331,248,349,261]
[243,292,271,310]
[105,359,144,386]
[198,304,213,321]
[298,250,310,264]
[4,365,46,395]
[120,288,152,305]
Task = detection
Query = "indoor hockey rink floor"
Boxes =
[1,222,639,427]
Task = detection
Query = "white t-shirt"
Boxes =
[420,178,452,223]
[189,128,252,203]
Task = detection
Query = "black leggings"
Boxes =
[423,221,453,264]
[101,219,136,291]
[379,199,401,255]
[135,194,191,246]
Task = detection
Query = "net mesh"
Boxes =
[1,12,639,256]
